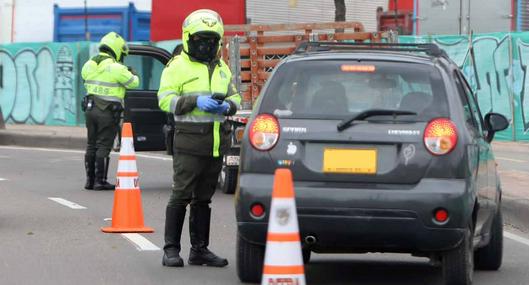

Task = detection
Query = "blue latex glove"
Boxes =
[196,96,218,112]
[211,101,230,115]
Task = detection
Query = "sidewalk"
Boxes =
[491,141,529,230]
[0,124,528,230]
[0,124,86,150]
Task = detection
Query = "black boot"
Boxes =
[93,157,115,191]
[162,205,187,267]
[188,205,228,267]
[84,155,95,190]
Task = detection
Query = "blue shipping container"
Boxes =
[54,2,151,42]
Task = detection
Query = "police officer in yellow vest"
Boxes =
[81,32,139,191]
[158,9,241,267]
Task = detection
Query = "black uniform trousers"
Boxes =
[168,151,223,207]
[85,105,119,158]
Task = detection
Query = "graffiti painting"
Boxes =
[0,43,80,126]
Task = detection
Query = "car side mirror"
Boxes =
[484,112,509,142]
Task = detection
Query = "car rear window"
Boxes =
[260,60,449,121]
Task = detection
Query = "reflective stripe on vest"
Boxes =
[213,121,221,158]
[123,76,136,88]
[84,80,125,99]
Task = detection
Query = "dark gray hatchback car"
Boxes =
[235,43,509,285]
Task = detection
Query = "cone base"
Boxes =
[101,226,154,233]
[262,274,306,285]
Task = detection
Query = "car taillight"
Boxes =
[248,114,280,151]
[234,127,245,144]
[424,118,458,155]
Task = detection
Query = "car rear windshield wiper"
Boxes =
[337,109,417,132]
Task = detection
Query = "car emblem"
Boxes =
[276,207,291,226]
[403,144,416,166]
[287,142,297,155]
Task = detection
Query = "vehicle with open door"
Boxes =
[122,45,172,152]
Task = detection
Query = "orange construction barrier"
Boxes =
[261,168,306,285]
[101,122,153,233]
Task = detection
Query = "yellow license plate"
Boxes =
[322,148,377,174]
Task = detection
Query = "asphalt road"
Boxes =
[1,146,529,285]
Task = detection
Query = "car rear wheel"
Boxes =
[475,209,503,270]
[220,166,238,194]
[442,225,474,285]
[237,232,265,283]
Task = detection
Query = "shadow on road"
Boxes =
[305,257,442,285]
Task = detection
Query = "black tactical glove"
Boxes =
[127,66,138,76]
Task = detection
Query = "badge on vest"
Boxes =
[219,70,227,80]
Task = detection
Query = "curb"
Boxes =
[0,132,85,150]
[502,196,529,231]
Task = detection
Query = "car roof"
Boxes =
[284,50,447,66]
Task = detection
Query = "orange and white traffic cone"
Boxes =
[261,168,306,285]
[101,122,153,233]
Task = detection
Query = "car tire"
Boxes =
[302,248,311,264]
[221,167,238,194]
[474,209,503,270]
[442,225,474,285]
[237,233,265,283]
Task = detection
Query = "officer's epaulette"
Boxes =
[166,55,181,67]
[91,54,113,64]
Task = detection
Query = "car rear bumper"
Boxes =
[236,173,472,254]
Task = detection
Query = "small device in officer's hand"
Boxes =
[211,93,226,104]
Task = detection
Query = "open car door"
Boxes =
[123,45,172,151]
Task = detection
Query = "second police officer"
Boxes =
[157,9,241,267]
[81,32,139,191]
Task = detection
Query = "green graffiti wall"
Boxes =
[401,32,529,141]
[0,42,89,126]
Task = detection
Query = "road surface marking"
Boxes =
[48,197,87,209]
[505,231,529,247]
[122,233,160,251]
[0,178,7,181]
[136,153,172,161]
[0,146,171,161]
[497,157,527,163]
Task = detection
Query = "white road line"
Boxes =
[48,197,87,209]
[136,153,172,161]
[0,178,7,181]
[122,233,161,251]
[497,157,527,163]
[505,231,529,247]
[0,146,171,161]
